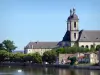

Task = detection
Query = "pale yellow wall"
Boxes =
[79,42,100,48]
[90,53,99,64]
[25,49,52,55]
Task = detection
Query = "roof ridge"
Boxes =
[31,41,59,43]
[84,30,100,32]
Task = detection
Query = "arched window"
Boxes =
[74,22,76,28]
[86,45,89,48]
[81,45,84,48]
[74,33,76,39]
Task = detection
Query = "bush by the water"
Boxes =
[0,50,57,64]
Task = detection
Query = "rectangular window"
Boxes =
[74,33,76,39]
[74,22,76,28]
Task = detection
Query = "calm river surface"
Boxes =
[0,66,100,75]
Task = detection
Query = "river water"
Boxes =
[0,66,100,75]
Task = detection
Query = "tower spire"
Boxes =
[70,9,72,15]
[73,8,75,14]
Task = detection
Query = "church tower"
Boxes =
[67,8,79,46]
[62,8,79,46]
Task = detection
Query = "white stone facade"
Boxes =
[79,42,100,49]
[24,48,52,55]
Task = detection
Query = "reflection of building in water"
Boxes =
[58,69,74,75]
[58,69,100,75]
[90,71,99,75]
[75,70,90,75]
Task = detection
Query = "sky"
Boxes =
[0,0,100,50]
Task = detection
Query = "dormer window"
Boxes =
[96,38,98,39]
[74,22,76,28]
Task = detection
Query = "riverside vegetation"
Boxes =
[0,40,100,65]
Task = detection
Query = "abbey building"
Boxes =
[63,8,100,48]
[24,8,100,54]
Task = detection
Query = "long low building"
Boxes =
[24,42,58,55]
[24,41,69,55]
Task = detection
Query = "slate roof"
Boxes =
[25,42,59,49]
[62,31,70,41]
[25,41,70,49]
[78,30,100,42]
[67,14,79,21]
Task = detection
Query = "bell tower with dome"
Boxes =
[62,8,79,46]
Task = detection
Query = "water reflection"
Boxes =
[0,66,100,75]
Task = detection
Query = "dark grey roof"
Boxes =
[58,41,70,47]
[25,41,70,49]
[78,30,100,42]
[62,31,70,41]
[67,14,79,21]
[25,42,59,49]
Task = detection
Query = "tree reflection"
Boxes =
[0,66,100,75]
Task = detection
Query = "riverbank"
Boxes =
[0,63,100,70]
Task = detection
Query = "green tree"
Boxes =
[0,50,9,62]
[2,40,17,52]
[90,45,96,52]
[65,47,70,53]
[8,53,14,62]
[56,47,66,54]
[42,50,57,64]
[78,47,87,53]
[0,43,5,50]
[32,52,42,63]
[70,47,78,53]
[13,53,22,62]
[84,48,90,53]
[68,57,77,65]
[23,54,33,63]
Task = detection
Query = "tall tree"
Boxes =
[2,40,17,52]
[32,52,42,63]
[42,50,57,64]
[0,43,5,50]
[0,50,9,62]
